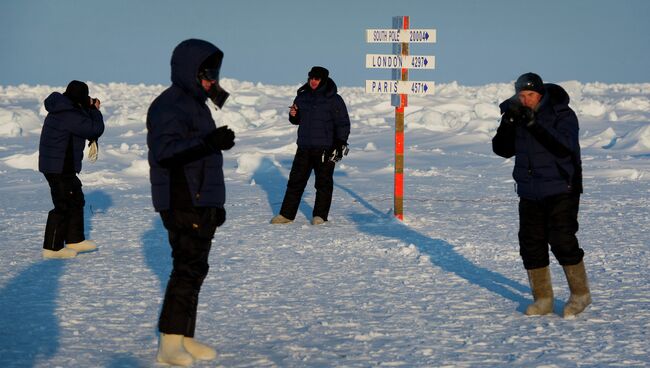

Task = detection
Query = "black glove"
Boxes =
[504,102,535,127]
[326,139,349,163]
[204,125,235,151]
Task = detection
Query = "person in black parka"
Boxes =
[147,38,235,366]
[39,80,104,259]
[270,66,351,225]
[492,72,591,318]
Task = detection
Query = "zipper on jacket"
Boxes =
[195,159,207,202]
[525,129,534,176]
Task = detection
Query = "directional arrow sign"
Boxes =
[366,29,437,43]
[365,80,435,95]
[366,54,435,69]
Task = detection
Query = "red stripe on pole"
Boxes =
[395,173,404,196]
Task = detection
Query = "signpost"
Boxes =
[365,29,437,44]
[365,54,435,70]
[365,16,437,221]
[365,80,435,95]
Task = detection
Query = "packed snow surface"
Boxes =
[0,80,649,367]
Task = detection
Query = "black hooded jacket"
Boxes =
[147,39,226,211]
[38,92,104,173]
[493,83,583,200]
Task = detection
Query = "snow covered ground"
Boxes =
[0,79,648,367]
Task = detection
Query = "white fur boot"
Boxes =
[184,337,217,361]
[156,333,193,367]
[43,248,77,259]
[270,214,292,224]
[525,266,554,316]
[66,239,97,253]
[562,261,592,318]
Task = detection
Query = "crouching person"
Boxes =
[39,80,104,259]
[147,39,235,366]
[492,72,591,318]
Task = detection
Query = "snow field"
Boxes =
[0,79,648,367]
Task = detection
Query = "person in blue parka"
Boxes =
[271,66,351,225]
[492,72,591,318]
[146,38,235,366]
[38,80,104,259]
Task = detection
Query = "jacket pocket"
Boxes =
[160,207,221,239]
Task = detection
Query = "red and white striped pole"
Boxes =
[394,16,409,220]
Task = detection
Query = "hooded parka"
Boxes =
[493,83,583,200]
[38,93,104,173]
[147,39,226,211]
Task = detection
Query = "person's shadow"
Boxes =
[0,260,65,367]
[0,190,113,367]
[142,215,171,295]
[253,157,313,219]
[85,190,113,241]
[335,183,553,312]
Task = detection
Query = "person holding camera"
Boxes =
[492,72,591,318]
[38,80,104,259]
[147,39,235,366]
[271,66,350,225]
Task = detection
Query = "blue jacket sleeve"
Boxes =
[289,97,300,125]
[492,116,516,158]
[333,95,350,143]
[149,107,213,168]
[65,108,105,140]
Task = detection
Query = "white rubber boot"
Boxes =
[156,333,193,367]
[66,239,97,253]
[43,248,77,259]
[270,214,292,224]
[311,216,325,225]
[184,337,217,361]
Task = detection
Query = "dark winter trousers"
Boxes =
[43,173,85,251]
[518,193,584,270]
[279,148,336,221]
[158,207,221,337]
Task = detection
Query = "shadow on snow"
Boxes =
[336,183,535,312]
[0,189,113,367]
[252,157,313,220]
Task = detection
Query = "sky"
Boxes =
[1,0,649,87]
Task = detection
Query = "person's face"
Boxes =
[309,77,321,90]
[201,78,216,92]
[518,90,542,109]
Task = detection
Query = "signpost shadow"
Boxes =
[336,182,534,311]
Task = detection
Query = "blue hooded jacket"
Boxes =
[289,78,350,149]
[38,92,104,173]
[147,39,226,211]
[492,83,583,200]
